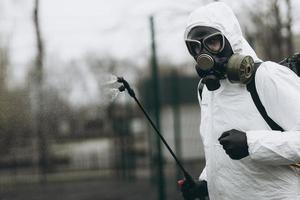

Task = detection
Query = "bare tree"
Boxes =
[33,0,48,183]
[285,0,294,55]
[249,0,295,61]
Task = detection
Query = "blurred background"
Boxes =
[0,0,299,199]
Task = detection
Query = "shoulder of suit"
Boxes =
[256,61,294,81]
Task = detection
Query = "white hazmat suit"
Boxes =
[184,2,300,200]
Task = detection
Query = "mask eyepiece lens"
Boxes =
[203,33,225,54]
[185,39,202,57]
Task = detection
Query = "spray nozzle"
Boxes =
[117,77,135,98]
[118,85,126,92]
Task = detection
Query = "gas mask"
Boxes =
[185,26,255,91]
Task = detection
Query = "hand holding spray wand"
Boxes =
[117,77,196,189]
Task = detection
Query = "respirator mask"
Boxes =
[185,27,255,91]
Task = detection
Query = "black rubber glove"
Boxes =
[179,179,208,200]
[218,129,249,160]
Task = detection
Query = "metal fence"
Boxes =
[0,74,205,200]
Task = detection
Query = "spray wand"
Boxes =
[117,77,195,188]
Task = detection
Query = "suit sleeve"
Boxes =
[246,62,300,165]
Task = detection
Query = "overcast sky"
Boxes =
[3,0,300,77]
[1,0,300,105]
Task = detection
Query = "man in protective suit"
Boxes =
[180,2,300,200]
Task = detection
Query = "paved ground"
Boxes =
[0,162,205,200]
[0,178,185,200]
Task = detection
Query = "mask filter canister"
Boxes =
[197,54,214,71]
[226,54,255,84]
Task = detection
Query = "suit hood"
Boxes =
[184,2,260,62]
